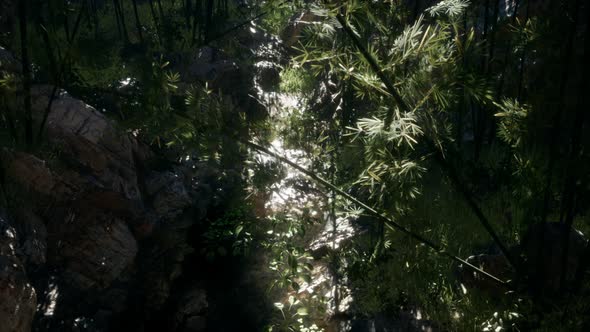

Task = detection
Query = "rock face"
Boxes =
[146,171,192,221]
[0,83,228,331]
[0,45,20,73]
[31,85,150,202]
[173,288,208,332]
[182,46,242,93]
[0,214,37,332]
[51,209,138,290]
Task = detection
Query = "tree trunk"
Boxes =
[18,0,33,149]
[114,0,129,43]
[132,0,143,43]
[204,0,214,43]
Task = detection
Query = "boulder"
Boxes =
[174,288,208,332]
[146,170,192,221]
[1,149,81,209]
[0,214,37,332]
[0,45,20,73]
[30,85,152,202]
[182,47,242,93]
[14,209,47,267]
[49,207,138,290]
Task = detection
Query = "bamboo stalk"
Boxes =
[18,0,32,149]
[243,139,510,287]
[334,12,519,271]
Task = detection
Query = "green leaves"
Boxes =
[427,0,470,19]
[494,99,529,148]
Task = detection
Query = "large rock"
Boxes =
[146,170,192,221]
[1,150,80,209]
[0,214,37,332]
[49,206,138,290]
[14,209,47,267]
[30,85,152,202]
[182,47,242,93]
[174,288,208,332]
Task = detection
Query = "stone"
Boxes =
[175,288,208,332]
[30,85,151,202]
[0,214,37,332]
[0,45,20,73]
[182,47,242,93]
[0,149,80,210]
[14,209,47,267]
[49,208,138,290]
[146,171,192,221]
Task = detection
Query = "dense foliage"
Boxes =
[1,0,590,331]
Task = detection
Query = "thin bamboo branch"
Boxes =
[243,139,510,287]
[334,11,519,271]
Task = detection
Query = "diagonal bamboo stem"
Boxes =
[242,139,510,288]
[334,12,519,271]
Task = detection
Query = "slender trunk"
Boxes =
[148,0,162,45]
[37,3,86,141]
[559,0,590,292]
[516,0,530,102]
[1,100,18,143]
[473,0,491,160]
[204,0,214,43]
[191,0,201,45]
[457,11,467,148]
[132,0,143,43]
[185,0,192,28]
[486,0,499,73]
[540,0,581,224]
[19,0,33,149]
[481,0,490,67]
[495,0,521,99]
[91,0,99,38]
[113,0,122,38]
[38,22,58,81]
[156,0,164,18]
[484,0,501,145]
[114,0,129,43]
[63,10,71,43]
